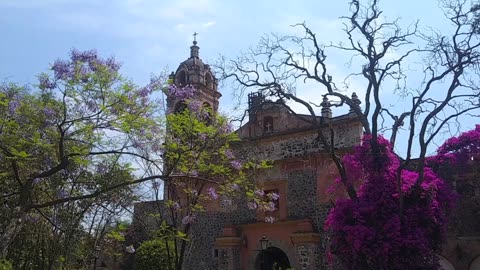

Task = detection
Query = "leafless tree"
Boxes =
[217,0,480,206]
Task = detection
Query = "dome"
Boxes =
[174,40,216,87]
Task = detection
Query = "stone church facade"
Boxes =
[132,42,480,270]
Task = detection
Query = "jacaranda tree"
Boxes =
[0,49,165,263]
[130,84,276,270]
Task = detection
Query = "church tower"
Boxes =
[167,37,221,114]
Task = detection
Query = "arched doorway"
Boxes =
[437,254,454,270]
[255,247,291,270]
[470,256,480,270]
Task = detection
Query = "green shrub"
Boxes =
[0,259,12,270]
[135,239,174,270]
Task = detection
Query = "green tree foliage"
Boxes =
[0,49,165,263]
[130,84,275,270]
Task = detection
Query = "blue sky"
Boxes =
[0,0,441,90]
[1,0,476,156]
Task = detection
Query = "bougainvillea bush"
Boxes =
[325,135,456,270]
[427,125,480,169]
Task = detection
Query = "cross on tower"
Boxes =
[193,32,198,43]
[265,122,272,132]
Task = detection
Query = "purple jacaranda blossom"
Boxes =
[230,160,242,170]
[168,84,196,100]
[224,149,235,159]
[264,216,276,223]
[229,183,240,191]
[151,142,164,153]
[190,170,198,177]
[187,100,202,112]
[263,201,276,212]
[38,75,56,90]
[198,133,208,141]
[86,100,98,112]
[43,107,55,117]
[52,59,71,80]
[105,57,121,72]
[182,214,196,225]
[220,197,233,207]
[57,190,68,199]
[220,122,233,134]
[254,189,265,197]
[137,86,151,98]
[207,187,219,200]
[8,100,20,114]
[125,245,135,254]
[25,214,40,223]
[96,164,108,174]
[247,201,258,210]
[79,65,90,82]
[268,192,280,201]
[71,48,98,63]
[172,202,181,210]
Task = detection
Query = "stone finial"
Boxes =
[190,33,199,58]
[321,96,332,118]
[349,92,362,114]
[167,72,175,85]
[190,43,199,58]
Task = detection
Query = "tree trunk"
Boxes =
[0,211,26,259]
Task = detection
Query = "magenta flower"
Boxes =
[324,135,456,269]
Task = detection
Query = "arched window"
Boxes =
[205,72,213,88]
[176,70,187,86]
[263,116,273,133]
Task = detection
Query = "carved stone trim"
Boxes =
[290,232,322,244]
[215,236,242,247]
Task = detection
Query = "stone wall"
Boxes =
[183,206,256,270]
[240,124,361,161]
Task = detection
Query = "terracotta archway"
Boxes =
[470,255,480,270]
[254,246,291,270]
[437,254,455,270]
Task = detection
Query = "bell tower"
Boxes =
[167,37,221,114]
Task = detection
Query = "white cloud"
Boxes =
[202,21,216,28]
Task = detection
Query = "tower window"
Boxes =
[205,72,213,88]
[263,116,273,133]
[176,70,187,86]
